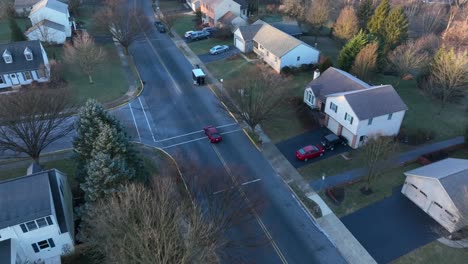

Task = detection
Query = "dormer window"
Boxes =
[24,47,33,61]
[3,49,12,64]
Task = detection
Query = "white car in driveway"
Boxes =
[210,45,229,55]
[184,31,194,38]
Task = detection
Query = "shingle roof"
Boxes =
[0,239,11,264]
[405,158,468,216]
[233,0,246,7]
[0,40,46,74]
[237,24,263,40]
[252,22,309,57]
[25,19,66,34]
[218,11,236,25]
[271,22,302,36]
[14,0,40,8]
[344,85,408,120]
[30,0,68,16]
[308,67,370,102]
[201,0,223,8]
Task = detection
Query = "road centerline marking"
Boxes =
[138,97,156,142]
[155,123,238,143]
[161,129,242,149]
[213,178,262,195]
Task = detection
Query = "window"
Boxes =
[24,48,33,61]
[26,221,38,231]
[434,202,442,208]
[368,118,373,125]
[259,45,263,49]
[23,71,32,80]
[32,238,55,253]
[0,75,4,84]
[305,90,314,104]
[36,218,48,228]
[329,102,337,113]
[274,56,277,62]
[20,217,53,233]
[297,56,300,61]
[266,51,269,57]
[344,113,353,124]
[445,210,454,218]
[411,184,418,189]
[388,113,393,120]
[419,190,427,197]
[3,50,12,64]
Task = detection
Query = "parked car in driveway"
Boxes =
[210,45,229,55]
[184,31,194,38]
[321,133,347,150]
[204,125,222,143]
[188,31,210,41]
[202,27,216,34]
[296,145,324,161]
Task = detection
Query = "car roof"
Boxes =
[324,134,339,141]
[205,126,217,132]
[302,145,318,152]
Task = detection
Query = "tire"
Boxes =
[304,158,308,162]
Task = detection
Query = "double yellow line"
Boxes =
[211,146,288,264]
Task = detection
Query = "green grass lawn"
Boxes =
[319,163,418,217]
[75,5,109,36]
[188,38,233,55]
[391,240,468,264]
[171,14,196,37]
[299,153,364,182]
[0,18,32,44]
[205,55,253,80]
[159,0,182,11]
[46,43,128,105]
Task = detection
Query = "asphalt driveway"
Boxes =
[341,187,440,263]
[276,128,351,169]
[198,45,240,64]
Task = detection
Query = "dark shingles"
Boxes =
[0,239,12,263]
[0,40,46,74]
[344,85,408,120]
[271,22,302,36]
[48,170,68,233]
[237,24,263,41]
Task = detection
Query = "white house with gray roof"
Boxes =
[0,165,75,263]
[402,158,468,233]
[26,0,72,44]
[234,20,319,73]
[304,67,407,148]
[0,40,50,89]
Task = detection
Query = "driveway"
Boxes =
[276,128,351,169]
[198,45,240,64]
[341,187,440,263]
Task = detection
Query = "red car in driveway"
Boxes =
[204,125,222,143]
[295,145,324,161]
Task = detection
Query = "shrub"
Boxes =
[319,56,333,72]
[408,129,435,145]
[281,66,292,75]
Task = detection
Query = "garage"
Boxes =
[402,183,427,208]
[235,37,245,52]
[341,127,354,147]
[326,117,340,134]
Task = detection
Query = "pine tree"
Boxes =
[382,7,408,54]
[367,0,390,37]
[9,18,26,41]
[357,0,373,29]
[337,30,369,71]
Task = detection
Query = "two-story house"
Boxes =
[234,20,319,73]
[200,0,247,27]
[0,164,75,263]
[25,0,73,44]
[0,40,50,89]
[304,67,407,148]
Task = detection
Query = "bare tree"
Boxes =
[360,135,396,193]
[387,39,429,78]
[350,42,378,81]
[410,5,446,37]
[426,46,468,110]
[222,64,291,131]
[306,0,332,40]
[280,0,307,20]
[64,32,105,84]
[95,0,150,54]
[333,6,360,42]
[0,89,74,163]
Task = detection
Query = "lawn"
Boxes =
[188,38,232,55]
[46,43,128,105]
[0,18,32,44]
[302,36,343,63]
[299,152,364,182]
[171,14,197,37]
[159,0,182,12]
[74,5,109,36]
[391,240,468,264]
[318,163,418,217]
[205,55,253,80]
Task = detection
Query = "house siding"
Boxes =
[279,44,319,71]
[29,6,71,38]
[355,110,405,143]
[201,0,240,26]
[26,25,67,44]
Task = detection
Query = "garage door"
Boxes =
[235,38,245,52]
[403,183,427,208]
[327,117,340,134]
[341,127,354,147]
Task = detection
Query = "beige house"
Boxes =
[402,158,468,233]
[200,0,247,27]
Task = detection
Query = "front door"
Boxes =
[320,102,325,112]
[9,73,19,85]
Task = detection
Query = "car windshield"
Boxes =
[212,133,220,138]
[298,148,306,154]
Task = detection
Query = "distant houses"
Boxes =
[13,0,40,17]
[0,40,50,89]
[200,0,248,28]
[0,164,75,263]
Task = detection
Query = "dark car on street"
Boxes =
[154,21,166,33]
[204,125,222,143]
[295,145,324,161]
[321,133,348,150]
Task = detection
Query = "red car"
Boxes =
[203,125,222,143]
[295,145,324,161]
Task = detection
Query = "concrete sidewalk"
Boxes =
[310,136,465,191]
[167,25,377,264]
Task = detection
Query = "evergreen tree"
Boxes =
[9,18,26,41]
[357,0,373,29]
[382,7,408,54]
[337,30,369,71]
[366,0,390,37]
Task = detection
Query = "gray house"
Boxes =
[402,158,468,233]
[0,164,75,263]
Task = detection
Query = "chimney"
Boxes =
[313,69,320,80]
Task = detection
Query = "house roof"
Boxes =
[0,40,46,74]
[405,158,468,216]
[0,239,11,264]
[201,0,223,8]
[343,85,408,120]
[25,19,66,34]
[252,21,313,58]
[30,0,68,16]
[308,67,370,102]
[218,11,237,25]
[237,24,263,40]
[233,0,247,7]
[0,169,69,233]
[271,22,302,36]
[14,0,40,8]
